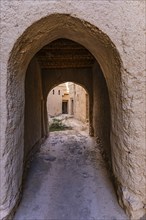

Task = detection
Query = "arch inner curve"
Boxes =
[5,14,125,219]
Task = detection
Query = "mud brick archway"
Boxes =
[1,13,145,220]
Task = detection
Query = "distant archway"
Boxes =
[47,82,90,122]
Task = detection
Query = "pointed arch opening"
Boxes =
[4,14,126,219]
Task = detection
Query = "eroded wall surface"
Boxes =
[24,58,43,160]
[0,1,145,219]
[93,62,111,161]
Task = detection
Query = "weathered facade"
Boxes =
[68,83,89,122]
[0,1,145,220]
[47,82,88,123]
[47,83,69,116]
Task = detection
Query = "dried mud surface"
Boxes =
[14,118,127,220]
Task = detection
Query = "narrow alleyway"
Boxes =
[14,118,127,220]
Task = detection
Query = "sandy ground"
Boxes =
[14,117,128,220]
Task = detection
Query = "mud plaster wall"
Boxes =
[92,62,111,160]
[24,58,43,160]
[73,85,88,123]
[42,68,92,99]
[47,84,67,117]
[0,2,145,220]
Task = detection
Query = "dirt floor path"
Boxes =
[14,118,128,220]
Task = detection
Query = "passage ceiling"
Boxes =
[36,39,95,69]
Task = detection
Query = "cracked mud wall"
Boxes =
[0,1,145,219]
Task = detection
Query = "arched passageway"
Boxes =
[14,112,127,220]
[19,40,123,218]
[3,14,145,220]
[24,38,111,165]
